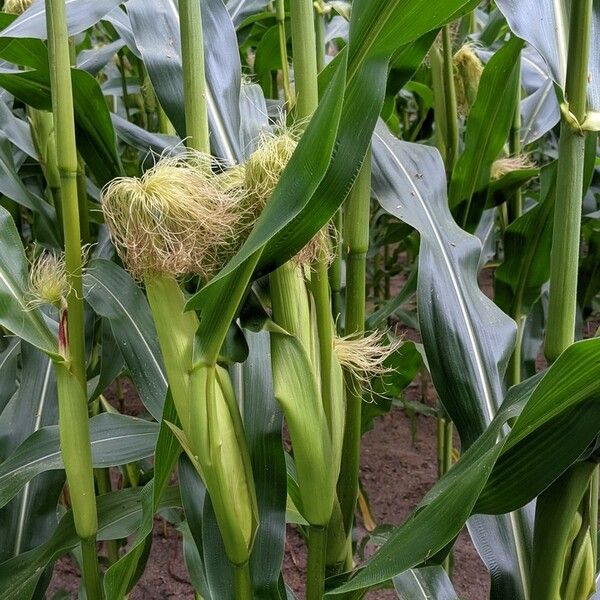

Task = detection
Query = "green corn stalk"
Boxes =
[45,0,100,597]
[336,150,371,569]
[532,0,596,597]
[179,0,210,153]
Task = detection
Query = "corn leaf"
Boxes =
[0,413,159,510]
[393,566,458,600]
[0,206,58,358]
[83,259,168,421]
[371,121,530,598]
[0,68,123,186]
[329,338,600,595]
[448,37,524,229]
[190,0,480,311]
[495,0,600,115]
[0,485,182,600]
[103,394,182,599]
[243,331,287,597]
[126,0,243,164]
[0,0,124,39]
[0,343,63,586]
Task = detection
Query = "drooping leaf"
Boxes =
[0,68,123,186]
[329,338,600,595]
[126,0,243,164]
[0,0,125,39]
[83,259,167,421]
[0,413,159,510]
[496,0,600,116]
[0,206,58,358]
[371,121,532,597]
[0,485,182,600]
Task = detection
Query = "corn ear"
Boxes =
[270,329,334,526]
[145,274,197,433]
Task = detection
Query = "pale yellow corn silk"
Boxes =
[333,330,401,398]
[453,43,484,116]
[491,155,536,180]
[244,126,333,266]
[101,151,248,279]
[3,0,32,14]
[243,128,298,209]
[27,251,69,309]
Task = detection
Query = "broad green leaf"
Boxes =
[0,13,48,71]
[372,122,515,445]
[496,0,600,115]
[77,39,125,75]
[519,46,560,144]
[0,68,122,186]
[0,206,58,357]
[393,566,458,599]
[449,37,524,229]
[0,344,62,577]
[190,0,480,313]
[371,121,531,597]
[0,0,124,39]
[243,331,287,597]
[0,485,181,600]
[0,134,58,243]
[103,394,182,599]
[111,113,182,157]
[329,339,600,595]
[0,413,159,510]
[495,163,557,317]
[126,0,243,164]
[0,99,37,158]
[83,259,167,421]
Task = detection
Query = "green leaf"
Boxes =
[0,134,58,243]
[0,485,181,600]
[126,0,243,164]
[496,0,600,113]
[0,206,58,357]
[243,331,287,596]
[83,259,167,421]
[103,394,182,599]
[449,37,524,229]
[371,121,531,596]
[495,162,557,316]
[0,68,122,186]
[0,413,159,510]
[328,338,600,595]
[0,0,124,39]
[393,566,459,599]
[0,344,62,576]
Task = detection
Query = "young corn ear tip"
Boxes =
[491,155,535,180]
[293,223,337,269]
[101,151,246,279]
[333,330,401,391]
[453,43,483,116]
[3,0,32,14]
[27,251,70,309]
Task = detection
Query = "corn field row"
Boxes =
[0,0,599,598]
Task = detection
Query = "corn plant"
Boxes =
[0,0,598,599]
